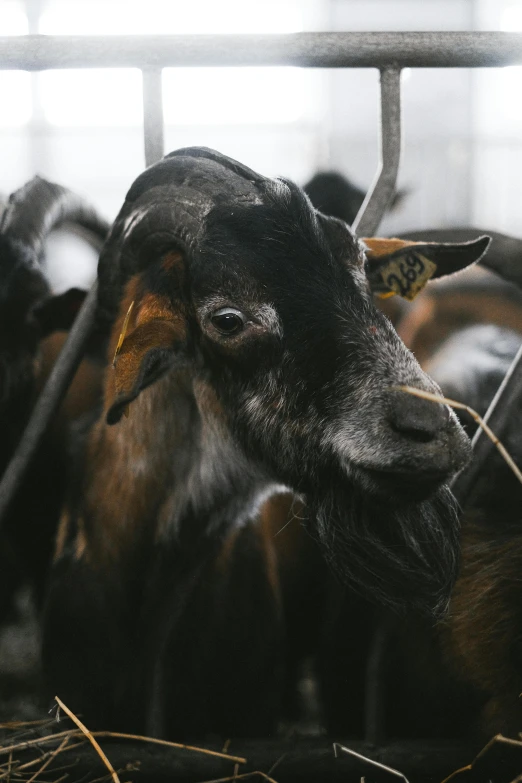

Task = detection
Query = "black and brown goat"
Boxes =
[43,147,489,739]
[0,177,108,618]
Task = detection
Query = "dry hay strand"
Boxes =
[89,731,246,764]
[198,773,279,783]
[440,763,473,783]
[25,734,72,783]
[0,702,248,782]
[395,386,522,485]
[0,728,75,758]
[54,697,121,783]
[0,719,55,731]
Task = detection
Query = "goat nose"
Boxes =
[388,390,450,442]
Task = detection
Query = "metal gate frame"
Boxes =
[1,29,522,748]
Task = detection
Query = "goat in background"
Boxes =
[0,177,108,620]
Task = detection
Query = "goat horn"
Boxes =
[96,146,272,329]
[0,176,110,261]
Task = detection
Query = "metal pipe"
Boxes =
[0,282,98,528]
[352,67,402,236]
[357,69,401,744]
[451,342,522,508]
[2,32,522,71]
[142,68,165,167]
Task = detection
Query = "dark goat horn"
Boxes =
[97,146,271,327]
[1,176,109,261]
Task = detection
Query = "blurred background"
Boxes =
[1,0,521,289]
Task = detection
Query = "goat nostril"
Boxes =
[388,391,449,443]
[389,421,437,443]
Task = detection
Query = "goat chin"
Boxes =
[310,481,460,618]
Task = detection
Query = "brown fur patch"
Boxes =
[215,493,300,601]
[443,512,522,736]
[162,251,184,274]
[54,510,88,563]
[105,274,187,415]
[77,268,191,570]
[75,517,87,561]
[37,333,103,421]
[136,293,179,325]
[82,367,190,572]
[113,320,184,400]
[106,276,142,366]
[54,509,70,562]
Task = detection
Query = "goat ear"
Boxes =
[107,319,186,425]
[363,235,490,301]
[33,287,87,337]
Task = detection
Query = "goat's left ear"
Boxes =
[363,235,491,301]
[107,319,186,425]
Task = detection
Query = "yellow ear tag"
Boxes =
[377,252,437,302]
[112,300,135,369]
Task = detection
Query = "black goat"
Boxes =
[0,177,108,618]
[43,147,488,739]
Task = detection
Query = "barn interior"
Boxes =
[2,1,522,781]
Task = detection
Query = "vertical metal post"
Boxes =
[142,68,165,167]
[358,67,402,746]
[352,67,402,237]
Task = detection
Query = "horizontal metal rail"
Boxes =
[2,31,522,70]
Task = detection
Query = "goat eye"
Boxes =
[211,308,246,335]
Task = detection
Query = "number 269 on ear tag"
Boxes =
[378,252,437,302]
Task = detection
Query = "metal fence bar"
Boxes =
[352,68,401,236]
[142,68,165,167]
[2,32,522,70]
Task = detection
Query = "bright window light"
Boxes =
[0,72,31,126]
[0,1,28,35]
[40,0,302,34]
[40,70,143,126]
[501,2,522,30]
[39,0,311,127]
[163,67,308,125]
[475,2,522,134]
